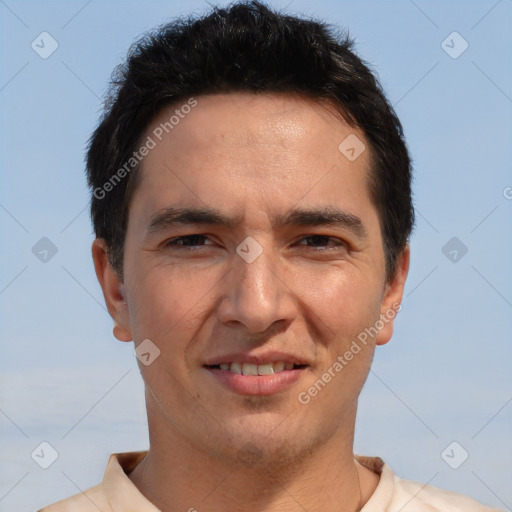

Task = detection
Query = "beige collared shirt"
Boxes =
[38,451,502,511]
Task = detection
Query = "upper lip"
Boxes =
[203,351,310,366]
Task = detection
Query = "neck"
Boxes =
[128,398,379,512]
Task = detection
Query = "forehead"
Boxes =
[146,92,363,168]
[131,92,377,230]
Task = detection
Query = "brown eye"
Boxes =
[296,236,346,250]
[165,235,213,248]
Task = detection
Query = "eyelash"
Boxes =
[163,234,346,251]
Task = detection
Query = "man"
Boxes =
[39,1,501,511]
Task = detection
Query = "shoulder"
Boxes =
[37,451,149,512]
[37,483,111,512]
[356,456,503,512]
[388,467,503,511]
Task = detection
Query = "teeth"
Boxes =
[257,363,274,375]
[273,361,285,372]
[230,362,242,374]
[242,363,258,376]
[216,361,299,375]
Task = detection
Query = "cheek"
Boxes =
[125,263,224,344]
[293,263,382,339]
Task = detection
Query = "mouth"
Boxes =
[203,361,309,396]
[204,361,309,375]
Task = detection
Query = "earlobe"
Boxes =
[91,238,133,342]
[113,320,132,342]
[375,245,410,346]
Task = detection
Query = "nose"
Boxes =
[216,241,297,335]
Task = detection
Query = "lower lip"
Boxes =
[204,367,306,395]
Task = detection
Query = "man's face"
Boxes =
[96,92,408,467]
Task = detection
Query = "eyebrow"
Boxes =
[280,207,367,238]
[147,205,368,238]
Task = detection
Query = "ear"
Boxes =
[92,238,133,342]
[375,244,410,346]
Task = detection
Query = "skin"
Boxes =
[93,92,409,512]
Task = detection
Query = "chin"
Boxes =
[203,416,326,472]
[224,438,314,471]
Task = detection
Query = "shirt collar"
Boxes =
[103,451,391,511]
[103,451,161,511]
[355,455,394,511]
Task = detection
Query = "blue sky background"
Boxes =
[0,1,511,510]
